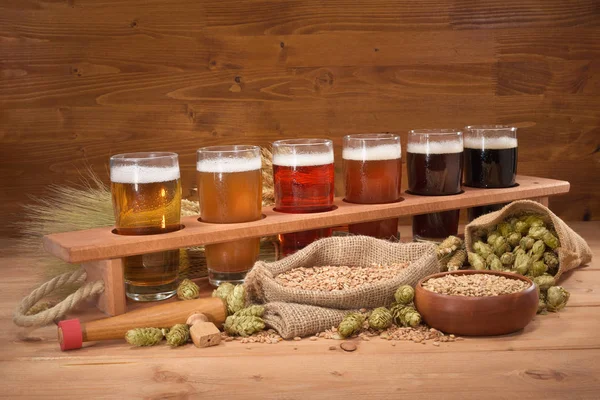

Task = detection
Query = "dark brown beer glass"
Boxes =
[407,129,463,242]
[463,125,518,220]
[343,134,402,239]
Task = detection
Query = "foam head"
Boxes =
[273,151,334,167]
[407,140,464,154]
[196,157,261,173]
[342,144,402,161]
[110,165,180,184]
[464,136,518,150]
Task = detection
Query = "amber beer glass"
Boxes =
[407,129,464,242]
[110,152,182,301]
[464,125,518,220]
[273,139,335,253]
[197,145,262,285]
[343,134,402,239]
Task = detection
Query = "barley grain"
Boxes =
[422,274,530,297]
[275,263,409,292]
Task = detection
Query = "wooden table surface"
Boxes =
[1,222,599,399]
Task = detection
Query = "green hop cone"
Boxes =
[507,232,522,248]
[436,236,463,258]
[498,222,513,238]
[447,249,467,271]
[212,282,235,301]
[533,274,556,291]
[390,302,409,325]
[166,324,190,347]
[225,285,246,315]
[500,252,515,266]
[403,310,422,328]
[523,215,545,228]
[176,279,200,300]
[514,221,530,235]
[486,254,504,271]
[473,241,493,259]
[487,231,501,246]
[468,252,487,270]
[519,236,535,251]
[538,293,548,315]
[394,285,415,305]
[529,226,548,240]
[543,252,559,275]
[233,305,265,318]
[224,315,265,337]
[125,328,164,347]
[529,260,548,277]
[368,307,393,330]
[529,240,546,262]
[513,253,531,276]
[542,230,560,250]
[338,313,366,338]
[514,247,526,257]
[546,286,570,312]
[493,236,510,257]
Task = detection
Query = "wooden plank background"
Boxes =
[1,0,599,236]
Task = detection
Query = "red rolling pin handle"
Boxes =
[58,297,227,351]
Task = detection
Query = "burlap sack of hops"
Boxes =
[263,302,349,339]
[244,236,438,309]
[465,200,592,280]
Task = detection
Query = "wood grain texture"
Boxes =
[83,259,126,316]
[1,0,599,238]
[1,221,599,398]
[42,175,569,263]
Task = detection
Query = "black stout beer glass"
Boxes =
[463,125,518,220]
[407,129,464,242]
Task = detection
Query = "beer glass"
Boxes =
[110,152,182,301]
[407,129,464,242]
[273,139,334,254]
[197,145,262,285]
[463,125,518,220]
[343,133,402,239]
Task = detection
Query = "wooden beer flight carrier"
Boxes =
[42,175,569,317]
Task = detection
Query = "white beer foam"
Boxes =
[196,157,261,173]
[464,136,518,150]
[111,165,180,184]
[407,141,464,154]
[342,144,402,161]
[273,152,334,167]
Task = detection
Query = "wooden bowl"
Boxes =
[414,270,538,336]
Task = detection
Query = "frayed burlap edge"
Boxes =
[263,302,350,339]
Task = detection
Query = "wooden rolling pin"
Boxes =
[57,297,227,351]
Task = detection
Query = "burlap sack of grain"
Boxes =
[263,302,349,339]
[244,236,438,309]
[465,200,592,280]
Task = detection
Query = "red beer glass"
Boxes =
[272,139,335,253]
[343,134,402,239]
